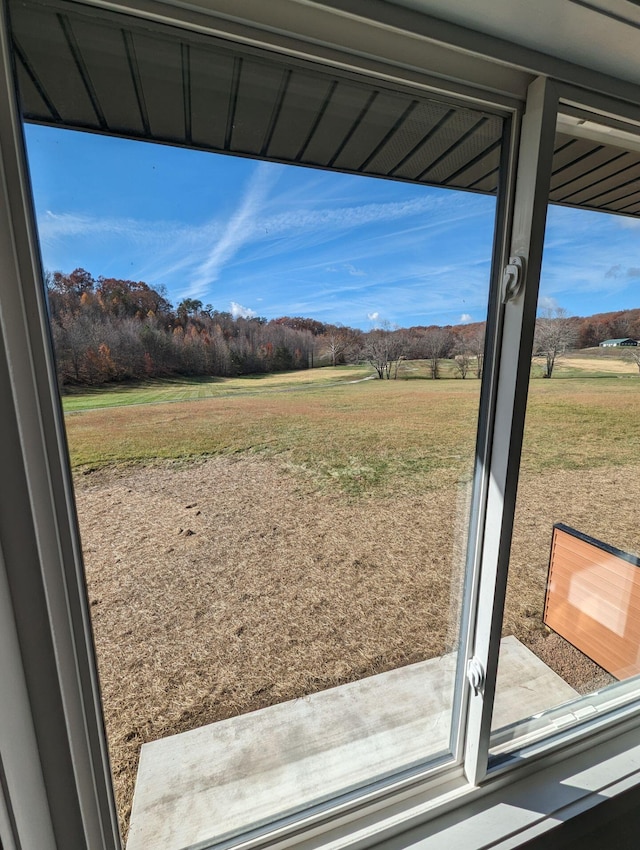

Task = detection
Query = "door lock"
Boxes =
[467,657,485,697]
[501,255,526,303]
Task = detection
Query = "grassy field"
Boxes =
[63,357,640,836]
[61,364,371,411]
[534,346,639,378]
[63,364,482,494]
[63,360,640,492]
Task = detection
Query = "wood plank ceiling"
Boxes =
[9,0,640,217]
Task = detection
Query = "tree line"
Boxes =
[47,269,316,386]
[45,268,486,387]
[45,268,639,387]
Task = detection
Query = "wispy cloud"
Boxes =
[37,210,182,244]
[30,143,501,327]
[539,204,640,315]
[36,210,223,286]
[619,217,640,229]
[322,262,366,277]
[264,195,445,233]
[38,172,467,309]
[459,313,473,323]
[186,163,277,299]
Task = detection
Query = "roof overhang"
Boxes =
[9,0,640,218]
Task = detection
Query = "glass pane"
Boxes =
[490,112,640,759]
[15,3,502,845]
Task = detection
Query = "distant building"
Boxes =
[599,338,638,347]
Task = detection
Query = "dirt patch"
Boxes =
[74,458,638,837]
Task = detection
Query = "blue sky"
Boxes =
[24,125,640,329]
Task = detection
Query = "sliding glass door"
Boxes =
[4,2,640,848]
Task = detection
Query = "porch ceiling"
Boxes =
[9,0,640,217]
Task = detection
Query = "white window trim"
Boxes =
[3,3,640,850]
[0,3,121,846]
[463,74,560,785]
[0,541,57,850]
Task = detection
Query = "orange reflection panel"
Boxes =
[544,524,640,680]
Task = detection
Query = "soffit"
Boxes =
[9,0,640,217]
[9,0,505,195]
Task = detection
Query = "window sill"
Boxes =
[382,721,640,850]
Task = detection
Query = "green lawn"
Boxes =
[62,365,640,496]
[60,365,371,412]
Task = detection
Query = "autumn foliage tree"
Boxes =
[46,269,316,387]
[46,268,636,389]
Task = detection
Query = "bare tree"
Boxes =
[321,324,361,366]
[533,307,577,378]
[422,327,453,379]
[453,352,471,379]
[467,324,486,379]
[363,324,404,379]
[627,349,640,373]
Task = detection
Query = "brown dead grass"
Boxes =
[74,457,640,838]
[76,456,469,837]
[561,356,637,374]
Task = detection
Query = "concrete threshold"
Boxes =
[126,636,578,850]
